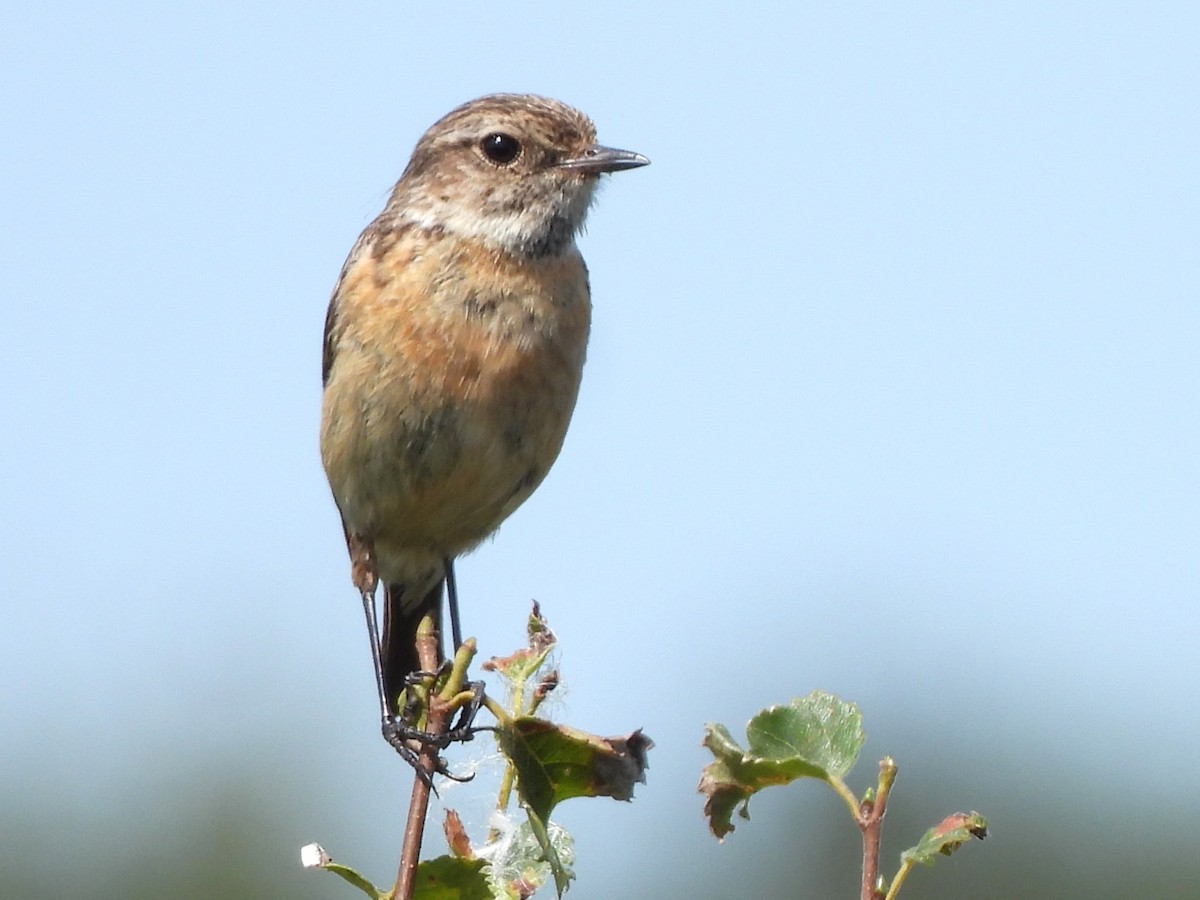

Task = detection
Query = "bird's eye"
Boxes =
[480,132,522,165]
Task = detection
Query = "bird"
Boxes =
[319,94,648,757]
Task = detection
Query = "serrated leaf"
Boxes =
[901,811,989,867]
[746,692,863,777]
[699,691,865,839]
[411,856,491,900]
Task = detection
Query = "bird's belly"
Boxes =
[365,408,564,553]
[322,340,584,572]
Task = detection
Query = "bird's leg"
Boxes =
[348,533,452,783]
[444,556,463,653]
[348,533,390,724]
[347,538,482,783]
[436,558,488,743]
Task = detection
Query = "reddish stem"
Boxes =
[393,622,448,900]
[857,759,897,900]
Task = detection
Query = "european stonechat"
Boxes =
[319,94,648,756]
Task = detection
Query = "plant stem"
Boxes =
[857,757,897,900]
[393,616,449,900]
[494,762,516,815]
[883,859,915,900]
[484,656,535,842]
[482,693,510,722]
[829,776,863,820]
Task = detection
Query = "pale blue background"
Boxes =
[2,3,1197,897]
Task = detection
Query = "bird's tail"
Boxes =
[380,578,445,715]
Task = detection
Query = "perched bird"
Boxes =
[319,94,648,754]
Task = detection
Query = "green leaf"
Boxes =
[746,692,863,777]
[699,691,864,839]
[302,844,489,900]
[300,843,383,899]
[901,811,989,867]
[412,856,491,900]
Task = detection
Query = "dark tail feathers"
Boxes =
[380,579,444,715]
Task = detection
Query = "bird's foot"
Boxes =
[382,680,489,785]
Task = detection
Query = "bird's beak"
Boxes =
[554,144,650,174]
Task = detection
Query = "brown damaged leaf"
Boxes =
[525,600,556,654]
[482,602,557,681]
[698,756,752,841]
[902,811,989,867]
[443,809,473,859]
[533,669,560,703]
[497,718,653,823]
[495,718,647,896]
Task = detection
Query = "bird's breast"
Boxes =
[320,228,592,565]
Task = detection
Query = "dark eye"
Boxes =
[480,132,521,165]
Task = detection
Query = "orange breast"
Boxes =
[320,227,592,568]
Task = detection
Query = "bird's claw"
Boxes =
[381,680,489,785]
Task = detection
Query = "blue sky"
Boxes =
[3,3,1198,897]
